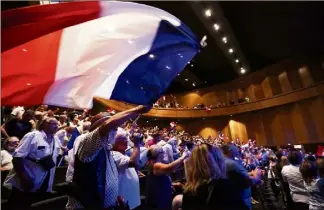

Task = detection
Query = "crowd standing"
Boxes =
[1,105,323,210]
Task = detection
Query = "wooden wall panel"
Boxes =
[254,84,265,100]
[152,95,324,146]
[261,77,273,98]
[268,75,283,96]
[307,96,324,141]
[298,99,320,143]
[298,66,314,87]
[287,69,303,90]
[277,105,297,145]
[290,103,309,144]
[278,72,293,93]
[229,119,248,143]
[310,62,324,83]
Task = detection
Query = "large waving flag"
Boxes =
[2,1,199,109]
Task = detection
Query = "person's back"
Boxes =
[282,150,309,210]
[304,179,324,210]
[146,162,172,209]
[224,157,252,208]
[182,179,248,210]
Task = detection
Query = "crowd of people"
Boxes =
[1,105,324,210]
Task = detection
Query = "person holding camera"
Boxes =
[112,131,143,210]
[4,117,60,209]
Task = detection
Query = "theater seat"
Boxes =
[30,195,68,209]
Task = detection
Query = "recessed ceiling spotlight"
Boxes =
[191,64,194,67]
[228,48,234,53]
[205,9,212,17]
[185,78,188,81]
[204,81,207,83]
[192,83,196,87]
[240,67,246,74]
[222,37,227,43]
[213,23,220,31]
[235,59,239,63]
[149,54,155,59]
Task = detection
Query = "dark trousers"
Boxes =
[291,202,309,210]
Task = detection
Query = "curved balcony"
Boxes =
[96,81,324,118]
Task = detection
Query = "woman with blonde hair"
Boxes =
[173,143,248,210]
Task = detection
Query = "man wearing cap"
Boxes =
[67,105,151,209]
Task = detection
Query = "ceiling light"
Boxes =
[177,73,180,76]
[185,78,188,81]
[228,48,234,53]
[187,61,190,64]
[222,37,227,43]
[240,67,246,73]
[192,83,196,87]
[191,64,194,67]
[149,54,155,59]
[205,9,212,17]
[235,59,239,63]
[213,23,220,31]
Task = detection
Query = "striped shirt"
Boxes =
[282,165,309,204]
[304,179,324,210]
[66,128,118,209]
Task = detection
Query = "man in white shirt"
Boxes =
[4,117,60,209]
[112,132,141,210]
[157,137,174,164]
[282,150,309,210]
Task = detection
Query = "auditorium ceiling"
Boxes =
[2,1,324,93]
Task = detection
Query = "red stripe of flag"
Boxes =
[1,1,101,52]
[1,31,63,106]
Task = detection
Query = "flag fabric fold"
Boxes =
[2,1,199,109]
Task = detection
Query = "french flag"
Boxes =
[2,1,199,109]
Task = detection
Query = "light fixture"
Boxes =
[228,48,234,53]
[191,64,194,67]
[240,67,246,74]
[213,23,220,31]
[235,59,239,63]
[177,73,180,76]
[149,54,155,59]
[205,81,207,83]
[187,61,190,64]
[205,9,212,17]
[222,37,227,43]
[192,83,196,87]
[185,78,188,81]
[166,65,171,70]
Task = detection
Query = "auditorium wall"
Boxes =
[174,95,324,146]
[168,57,324,108]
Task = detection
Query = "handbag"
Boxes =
[26,140,56,171]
